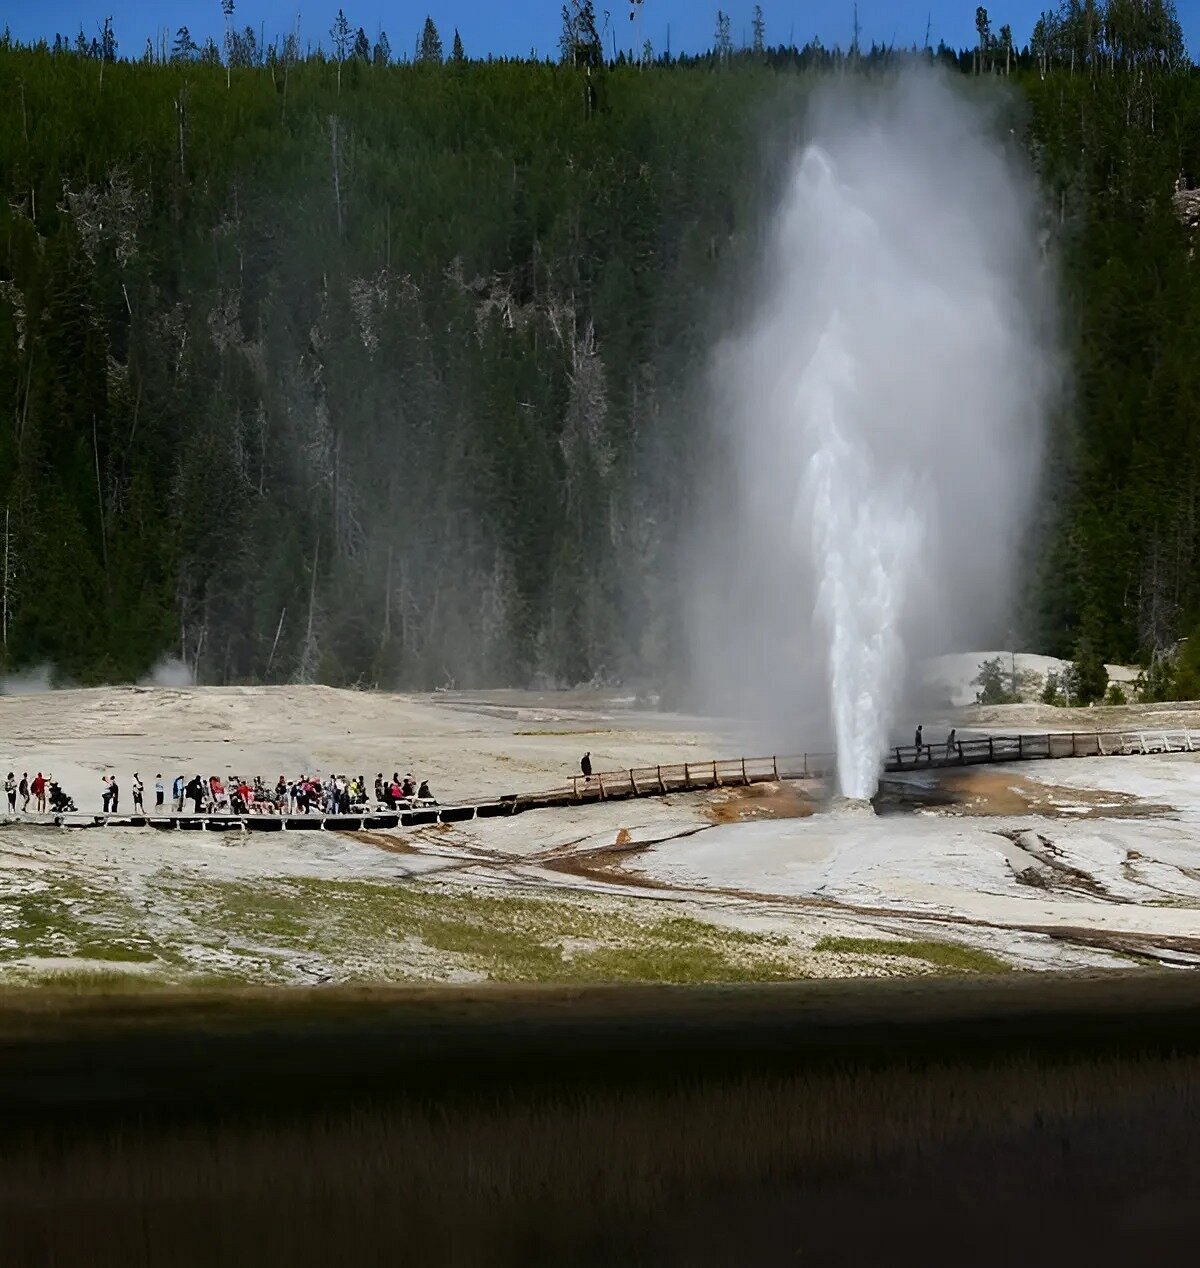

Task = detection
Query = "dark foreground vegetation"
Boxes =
[1,5,1200,688]
[1,975,1198,1265]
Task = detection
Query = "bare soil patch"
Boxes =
[344,831,419,855]
[878,768,1174,819]
[703,780,818,825]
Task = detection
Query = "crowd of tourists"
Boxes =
[154,771,434,816]
[3,770,435,817]
[3,771,74,814]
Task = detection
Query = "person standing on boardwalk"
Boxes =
[101,776,113,813]
[132,774,144,813]
[581,752,593,779]
[4,773,15,812]
[32,771,46,813]
[18,772,29,812]
[109,776,120,814]
[945,728,957,759]
[913,725,923,759]
[172,774,184,812]
[155,774,165,810]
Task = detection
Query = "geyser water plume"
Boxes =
[695,72,1055,798]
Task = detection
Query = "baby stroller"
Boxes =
[49,782,77,813]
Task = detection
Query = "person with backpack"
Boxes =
[132,774,144,813]
[4,772,15,812]
[172,774,185,812]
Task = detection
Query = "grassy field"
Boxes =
[0,976,1198,1265]
[813,935,1013,973]
[2,869,1018,986]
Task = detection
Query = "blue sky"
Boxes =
[9,1,1200,59]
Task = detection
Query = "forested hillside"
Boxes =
[1,3,1198,690]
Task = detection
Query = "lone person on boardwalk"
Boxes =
[913,725,923,759]
[581,752,593,779]
[945,728,957,759]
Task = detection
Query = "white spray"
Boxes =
[696,72,1055,799]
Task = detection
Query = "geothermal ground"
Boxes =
[3,685,1200,986]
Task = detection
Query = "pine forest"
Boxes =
[0,1,1198,694]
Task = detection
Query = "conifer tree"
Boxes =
[752,5,766,57]
[714,11,733,62]
[329,8,351,91]
[417,16,443,63]
[170,26,197,61]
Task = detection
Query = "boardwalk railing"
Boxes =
[560,728,1200,804]
[885,729,1200,770]
[27,728,1200,832]
[564,754,833,802]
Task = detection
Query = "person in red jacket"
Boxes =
[31,771,46,813]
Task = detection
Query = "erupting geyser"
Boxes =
[698,72,1055,799]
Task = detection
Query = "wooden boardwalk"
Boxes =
[27,728,1200,832]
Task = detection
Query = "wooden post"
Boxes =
[772,756,780,780]
[1071,732,1077,757]
[742,757,749,785]
[657,765,666,794]
[630,769,639,795]
[1018,735,1023,758]
[988,736,994,760]
[713,760,720,787]
[598,773,606,800]
[683,763,691,789]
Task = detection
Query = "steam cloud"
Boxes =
[694,71,1056,797]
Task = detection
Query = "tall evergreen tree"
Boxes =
[560,1,602,67]
[751,5,766,57]
[98,16,117,63]
[417,16,443,63]
[714,11,734,61]
[975,6,992,72]
[170,26,198,61]
[329,8,351,91]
